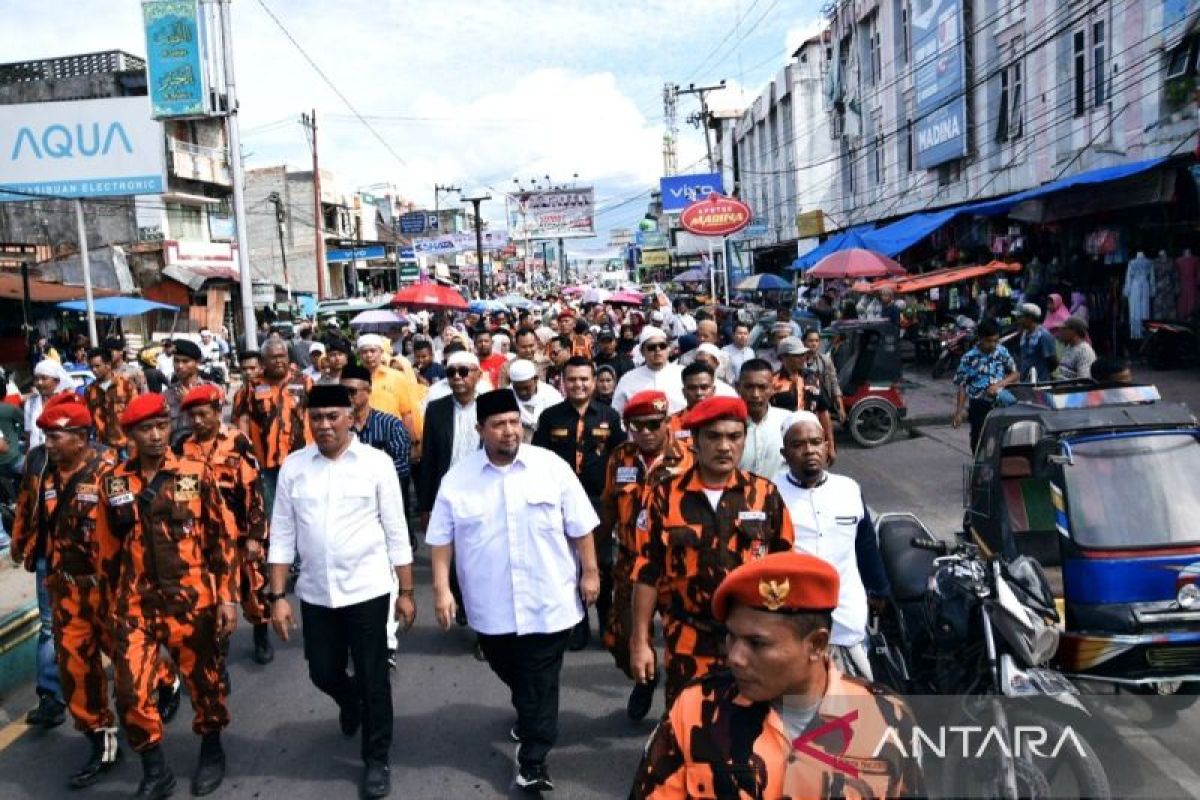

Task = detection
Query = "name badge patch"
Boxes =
[42,489,56,502]
[616,466,639,484]
[738,510,767,522]
[110,492,134,507]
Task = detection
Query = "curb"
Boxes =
[0,603,37,701]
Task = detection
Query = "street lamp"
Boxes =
[461,191,492,295]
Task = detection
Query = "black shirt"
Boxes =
[532,399,626,499]
[594,351,635,379]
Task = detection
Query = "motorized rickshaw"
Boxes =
[961,380,1200,704]
[825,320,906,447]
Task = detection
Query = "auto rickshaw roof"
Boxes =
[986,397,1196,436]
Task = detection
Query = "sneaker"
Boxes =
[514,762,554,792]
[25,694,66,728]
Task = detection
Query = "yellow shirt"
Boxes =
[369,365,423,441]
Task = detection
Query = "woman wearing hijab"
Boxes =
[1043,293,1071,332]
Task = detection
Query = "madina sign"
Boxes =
[0,97,166,200]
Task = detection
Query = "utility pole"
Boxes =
[679,80,726,172]
[215,0,258,349]
[433,183,459,229]
[662,83,679,177]
[461,192,491,296]
[267,191,291,301]
[301,109,326,300]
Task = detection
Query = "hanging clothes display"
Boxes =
[1123,252,1154,339]
[1177,250,1199,319]
[1153,251,1178,320]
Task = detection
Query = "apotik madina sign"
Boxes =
[680,193,751,237]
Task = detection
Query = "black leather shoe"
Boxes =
[339,700,362,737]
[157,678,182,724]
[361,762,391,798]
[190,732,225,796]
[252,623,274,665]
[626,674,658,722]
[568,618,590,651]
[26,693,66,728]
[69,727,122,789]
[133,746,176,800]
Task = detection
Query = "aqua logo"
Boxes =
[10,122,135,160]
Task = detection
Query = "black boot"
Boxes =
[157,678,182,724]
[190,732,225,796]
[25,693,66,727]
[69,727,122,789]
[133,745,175,800]
[252,623,274,665]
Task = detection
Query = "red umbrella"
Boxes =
[608,289,645,306]
[808,248,906,279]
[390,283,469,311]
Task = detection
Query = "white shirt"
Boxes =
[722,344,756,378]
[739,406,791,479]
[268,438,413,608]
[156,352,175,379]
[24,393,48,449]
[425,444,599,635]
[612,363,686,416]
[450,398,480,466]
[514,382,563,440]
[773,470,869,647]
[714,380,739,398]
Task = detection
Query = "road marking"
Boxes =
[0,719,29,753]
[1108,706,1200,794]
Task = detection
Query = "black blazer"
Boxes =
[416,394,459,514]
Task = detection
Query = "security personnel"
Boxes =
[84,347,137,454]
[10,394,122,789]
[533,355,625,649]
[176,383,272,665]
[631,395,794,706]
[630,552,924,799]
[96,393,238,798]
[599,390,691,721]
[238,339,311,514]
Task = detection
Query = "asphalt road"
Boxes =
[0,424,1198,798]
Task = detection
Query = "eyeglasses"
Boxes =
[628,418,665,432]
[446,366,473,379]
[643,342,669,352]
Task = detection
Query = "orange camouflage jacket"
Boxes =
[95,451,237,617]
[11,444,118,574]
[84,374,137,448]
[236,370,312,469]
[176,425,266,543]
[631,667,925,799]
[599,440,693,565]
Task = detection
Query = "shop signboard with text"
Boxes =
[506,188,594,239]
[912,0,968,170]
[659,172,725,213]
[680,193,751,237]
[141,0,211,118]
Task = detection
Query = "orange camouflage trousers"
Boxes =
[603,549,657,680]
[238,544,269,625]
[112,607,229,752]
[662,616,722,708]
[46,576,115,733]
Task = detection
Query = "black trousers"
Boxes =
[301,594,392,765]
[967,398,993,454]
[478,628,572,767]
[588,496,612,634]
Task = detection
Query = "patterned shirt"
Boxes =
[953,344,1017,401]
[177,425,267,543]
[352,408,412,480]
[84,374,137,449]
[239,369,312,469]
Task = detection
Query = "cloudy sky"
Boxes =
[2,0,820,237]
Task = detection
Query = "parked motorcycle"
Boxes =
[930,316,976,379]
[1141,319,1200,370]
[874,513,1111,799]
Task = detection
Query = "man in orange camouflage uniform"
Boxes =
[557,309,594,358]
[599,390,691,721]
[84,347,138,455]
[631,552,924,799]
[631,396,794,707]
[176,383,272,665]
[10,394,124,789]
[96,393,239,799]
[236,338,310,515]
[667,361,721,453]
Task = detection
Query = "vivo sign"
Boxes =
[0,97,167,201]
[660,172,725,213]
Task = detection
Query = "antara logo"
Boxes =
[10,122,134,161]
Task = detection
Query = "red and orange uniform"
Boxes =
[237,368,312,470]
[84,373,137,450]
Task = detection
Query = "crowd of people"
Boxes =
[9,290,932,799]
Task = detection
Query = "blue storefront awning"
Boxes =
[965,156,1171,217]
[58,297,179,317]
[790,226,875,270]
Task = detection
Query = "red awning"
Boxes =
[874,261,1021,294]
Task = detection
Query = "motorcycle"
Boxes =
[1141,319,1199,370]
[874,512,1111,799]
[930,316,977,379]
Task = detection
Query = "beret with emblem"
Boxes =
[119,393,170,429]
[712,551,840,623]
[180,383,224,411]
[622,390,669,421]
[36,393,92,431]
[682,395,748,431]
[173,339,203,360]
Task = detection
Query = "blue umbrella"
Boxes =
[468,299,507,314]
[57,297,179,316]
[735,273,793,292]
[497,294,534,310]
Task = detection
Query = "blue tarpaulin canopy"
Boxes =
[58,297,179,317]
[792,156,1173,269]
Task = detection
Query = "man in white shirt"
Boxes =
[427,389,600,794]
[773,411,891,679]
[692,343,740,396]
[736,359,791,478]
[721,321,756,379]
[508,358,562,442]
[25,359,75,450]
[611,326,686,415]
[267,384,415,800]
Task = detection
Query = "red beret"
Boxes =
[623,390,670,421]
[682,396,748,430]
[557,309,575,320]
[119,393,169,429]
[180,383,223,411]
[712,552,840,623]
[36,393,92,431]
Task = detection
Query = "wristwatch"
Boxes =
[265,591,287,603]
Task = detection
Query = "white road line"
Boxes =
[1108,705,1200,796]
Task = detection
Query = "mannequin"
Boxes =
[1177,249,1199,319]
[1123,251,1154,339]
[1153,249,1178,319]
[1024,256,1045,301]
